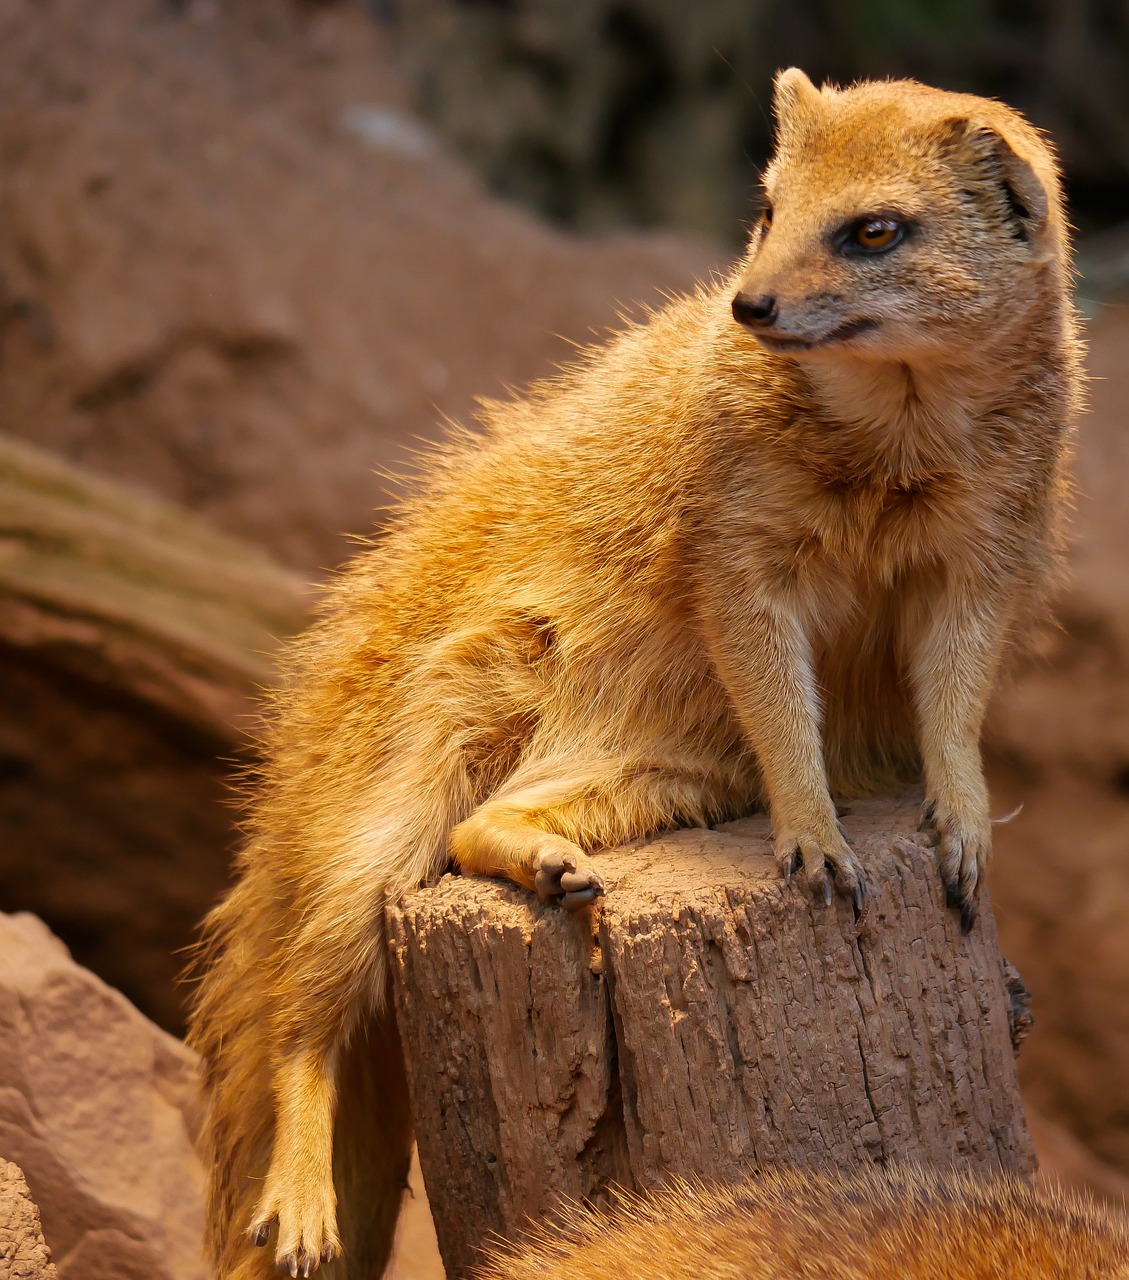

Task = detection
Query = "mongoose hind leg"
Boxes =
[453,800,605,911]
[248,1046,342,1277]
[450,755,748,908]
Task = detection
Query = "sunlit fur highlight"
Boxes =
[188,70,1083,1279]
[477,1167,1129,1280]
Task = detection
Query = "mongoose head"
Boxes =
[732,69,1068,364]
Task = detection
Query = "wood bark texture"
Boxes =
[388,794,1034,1278]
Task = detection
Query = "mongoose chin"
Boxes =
[188,67,1083,1280]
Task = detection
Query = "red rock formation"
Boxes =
[0,435,312,1031]
[0,0,719,574]
[0,912,204,1280]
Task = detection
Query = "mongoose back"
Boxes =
[189,69,1083,1279]
[477,1168,1129,1279]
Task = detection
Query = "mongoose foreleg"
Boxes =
[907,577,1013,930]
[701,599,865,906]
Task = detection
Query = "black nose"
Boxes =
[732,293,778,328]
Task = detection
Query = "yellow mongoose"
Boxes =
[189,69,1082,1279]
[477,1168,1129,1279]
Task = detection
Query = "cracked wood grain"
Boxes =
[387,794,1033,1278]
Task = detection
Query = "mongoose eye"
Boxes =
[845,217,905,254]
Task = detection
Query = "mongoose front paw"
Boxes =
[919,799,989,934]
[533,847,605,911]
[248,1190,340,1278]
[774,830,867,916]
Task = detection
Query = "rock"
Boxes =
[989,305,1129,779]
[0,910,444,1280]
[0,912,205,1280]
[0,1161,57,1280]
[395,1152,446,1280]
[0,435,311,1031]
[0,0,721,574]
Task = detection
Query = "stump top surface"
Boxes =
[406,791,925,920]
[596,792,922,898]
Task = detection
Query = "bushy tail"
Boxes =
[187,730,486,1275]
[187,610,550,1276]
[188,862,416,1280]
[188,871,280,1280]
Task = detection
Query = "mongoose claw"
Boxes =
[800,861,835,908]
[960,897,977,934]
[534,848,605,911]
[844,870,868,924]
[274,1246,326,1278]
[922,798,987,934]
[829,864,871,931]
[248,1185,340,1277]
[943,876,979,934]
[775,832,865,912]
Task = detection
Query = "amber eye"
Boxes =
[849,217,903,253]
[760,204,773,231]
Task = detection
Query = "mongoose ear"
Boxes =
[772,68,823,138]
[939,116,1051,243]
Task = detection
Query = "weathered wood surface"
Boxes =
[388,794,1034,1278]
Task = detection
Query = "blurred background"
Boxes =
[2,0,1129,1272]
[394,0,1129,242]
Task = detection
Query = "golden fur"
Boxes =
[477,1167,1129,1279]
[188,69,1083,1279]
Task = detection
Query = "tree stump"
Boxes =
[387,794,1035,1278]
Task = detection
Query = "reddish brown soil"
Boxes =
[0,0,719,573]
